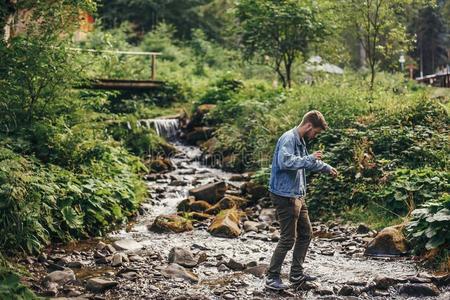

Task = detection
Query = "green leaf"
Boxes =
[61,206,84,229]
[411,208,428,218]
[425,235,446,250]
[424,227,438,238]
[432,209,450,222]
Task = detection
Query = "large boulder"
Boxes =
[208,208,241,238]
[147,157,174,173]
[205,195,247,215]
[189,181,227,205]
[43,269,75,284]
[161,263,199,283]
[86,277,118,293]
[189,200,213,212]
[364,226,408,256]
[177,197,212,213]
[112,239,142,251]
[177,196,196,212]
[186,127,214,144]
[398,283,440,297]
[168,247,197,268]
[188,104,216,128]
[149,214,193,233]
[243,221,260,232]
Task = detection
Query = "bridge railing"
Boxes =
[68,48,162,80]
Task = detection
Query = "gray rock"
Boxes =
[189,181,227,204]
[243,221,259,232]
[374,275,401,289]
[43,269,75,284]
[356,224,370,234]
[243,264,268,278]
[86,277,118,293]
[246,261,258,268]
[398,283,440,297]
[270,231,280,242]
[168,247,197,268]
[225,258,246,271]
[259,208,277,224]
[111,252,127,267]
[321,250,335,256]
[338,285,354,296]
[105,244,116,254]
[112,239,142,252]
[42,281,58,297]
[128,255,144,262]
[66,261,83,268]
[63,287,83,297]
[119,271,138,280]
[217,264,231,272]
[95,256,112,265]
[96,241,107,250]
[161,263,199,283]
[37,253,47,263]
[94,251,105,259]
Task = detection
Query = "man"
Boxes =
[265,110,338,290]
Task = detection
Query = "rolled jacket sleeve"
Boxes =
[277,137,326,171]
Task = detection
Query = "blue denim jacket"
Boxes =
[268,126,332,198]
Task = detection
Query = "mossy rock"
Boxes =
[208,208,241,238]
[149,214,193,233]
[365,226,408,256]
[205,195,247,215]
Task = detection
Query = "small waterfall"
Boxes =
[139,118,180,139]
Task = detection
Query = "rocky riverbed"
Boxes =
[22,141,449,300]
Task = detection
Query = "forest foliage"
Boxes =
[0,2,449,293]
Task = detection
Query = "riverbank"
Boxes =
[18,136,450,299]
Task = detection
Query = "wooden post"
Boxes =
[408,64,414,80]
[151,54,156,80]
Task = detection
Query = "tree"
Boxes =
[410,3,449,75]
[0,0,96,131]
[98,0,232,41]
[235,0,326,88]
[339,0,417,89]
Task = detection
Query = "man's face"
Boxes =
[305,124,323,141]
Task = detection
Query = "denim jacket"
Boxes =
[268,126,332,198]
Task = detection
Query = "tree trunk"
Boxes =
[370,64,376,90]
[275,67,287,88]
[2,1,17,43]
[285,62,292,88]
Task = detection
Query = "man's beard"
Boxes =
[303,130,312,142]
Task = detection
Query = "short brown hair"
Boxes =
[300,110,328,130]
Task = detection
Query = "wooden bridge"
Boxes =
[72,48,164,90]
[416,70,450,88]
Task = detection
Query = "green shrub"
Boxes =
[0,267,39,300]
[406,194,450,270]
[0,143,146,254]
[198,75,449,231]
[197,76,244,105]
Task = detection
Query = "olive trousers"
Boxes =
[267,192,313,278]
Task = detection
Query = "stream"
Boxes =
[24,118,449,300]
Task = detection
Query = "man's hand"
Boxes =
[329,167,338,177]
[312,151,323,160]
